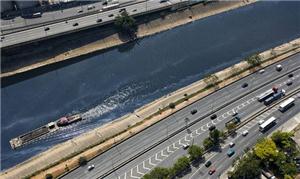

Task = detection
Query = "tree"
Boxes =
[188,145,204,161]
[246,54,262,67]
[169,102,176,109]
[115,11,137,37]
[209,128,221,144]
[279,163,297,176]
[171,156,190,176]
[142,167,170,179]
[45,173,53,179]
[226,122,237,134]
[203,137,214,150]
[229,153,261,179]
[254,138,278,163]
[271,131,295,151]
[78,156,88,166]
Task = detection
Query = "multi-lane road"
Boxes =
[62,53,300,179]
[0,0,188,48]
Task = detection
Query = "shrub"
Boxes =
[45,173,53,179]
[78,156,88,166]
[169,103,176,109]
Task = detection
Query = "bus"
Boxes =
[279,97,295,112]
[259,116,276,132]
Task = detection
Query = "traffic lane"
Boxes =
[191,96,300,179]
[103,74,300,179]
[1,0,145,32]
[1,0,179,47]
[105,74,300,179]
[63,60,300,178]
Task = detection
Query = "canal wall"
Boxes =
[1,0,256,78]
[1,37,299,179]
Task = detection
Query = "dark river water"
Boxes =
[1,1,300,170]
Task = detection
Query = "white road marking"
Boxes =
[173,143,179,149]
[206,122,211,128]
[201,126,207,131]
[149,157,156,166]
[136,165,144,175]
[155,153,162,161]
[143,161,151,171]
[196,129,202,134]
[161,150,168,157]
[131,168,140,179]
[184,135,191,142]
[212,119,217,124]
[167,146,174,153]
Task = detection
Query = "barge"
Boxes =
[9,114,82,149]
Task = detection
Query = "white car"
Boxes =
[258,120,264,125]
[276,64,282,71]
[182,143,190,150]
[259,69,265,74]
[88,164,95,171]
[242,130,249,136]
[229,142,235,148]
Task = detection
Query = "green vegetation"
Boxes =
[226,122,237,134]
[230,131,299,178]
[204,74,219,89]
[115,11,137,38]
[188,145,204,161]
[246,54,262,67]
[228,152,261,179]
[143,167,170,179]
[170,156,190,176]
[168,102,176,109]
[203,137,214,150]
[45,173,53,179]
[78,156,88,166]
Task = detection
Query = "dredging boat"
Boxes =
[9,114,82,149]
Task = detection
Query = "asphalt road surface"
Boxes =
[0,0,185,48]
[62,53,300,179]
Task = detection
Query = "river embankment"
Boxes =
[1,36,299,179]
[1,0,256,78]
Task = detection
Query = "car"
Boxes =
[119,8,126,13]
[73,23,79,27]
[208,167,216,175]
[97,19,102,23]
[191,109,197,115]
[258,120,264,125]
[227,149,235,157]
[232,111,238,116]
[210,114,217,120]
[44,27,50,31]
[259,69,265,74]
[182,143,190,150]
[288,73,294,78]
[205,161,212,167]
[160,0,168,3]
[87,164,95,171]
[108,14,114,17]
[242,130,249,136]
[87,5,95,10]
[276,64,282,71]
[229,142,235,148]
[77,9,83,13]
[209,125,216,131]
[241,83,248,88]
[286,81,293,86]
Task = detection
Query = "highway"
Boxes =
[189,91,300,179]
[62,53,300,179]
[0,0,188,48]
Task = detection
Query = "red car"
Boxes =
[209,167,216,175]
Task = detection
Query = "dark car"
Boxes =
[208,167,216,175]
[73,23,79,27]
[242,83,248,88]
[227,149,235,157]
[286,81,293,86]
[97,19,102,23]
[209,125,216,131]
[210,114,217,120]
[205,161,212,167]
[191,109,197,115]
[44,27,50,31]
[288,73,294,78]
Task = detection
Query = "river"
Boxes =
[1,1,300,170]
